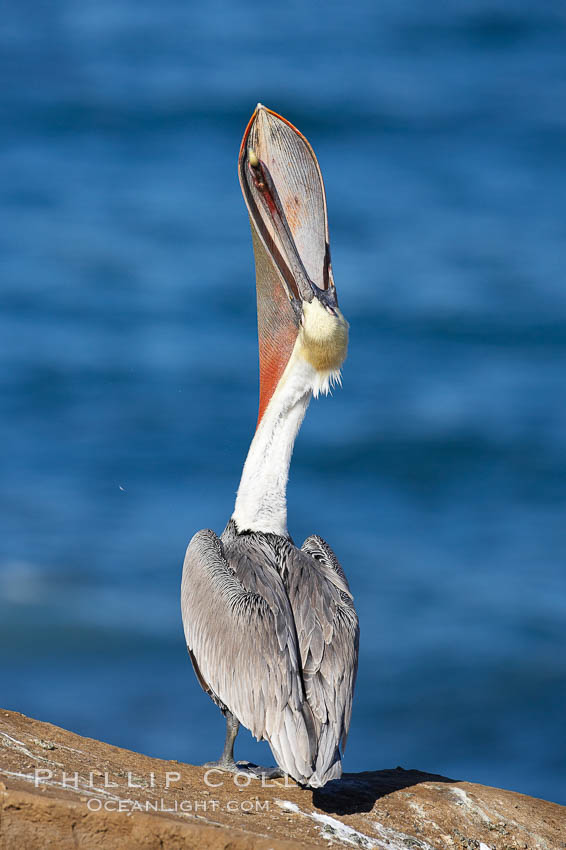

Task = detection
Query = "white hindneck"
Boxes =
[232,298,348,536]
[232,352,317,536]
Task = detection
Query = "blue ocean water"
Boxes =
[1,0,565,806]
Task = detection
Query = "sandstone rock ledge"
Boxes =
[0,710,564,850]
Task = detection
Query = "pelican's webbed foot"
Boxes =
[235,761,285,780]
[202,710,284,780]
[202,758,284,781]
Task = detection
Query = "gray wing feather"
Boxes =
[286,534,359,786]
[181,528,317,783]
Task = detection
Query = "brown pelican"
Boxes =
[181,104,359,787]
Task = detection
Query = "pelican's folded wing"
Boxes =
[285,535,359,785]
[181,528,317,783]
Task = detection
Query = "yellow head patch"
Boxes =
[299,298,349,373]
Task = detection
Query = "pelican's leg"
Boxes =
[203,709,240,770]
[203,710,284,780]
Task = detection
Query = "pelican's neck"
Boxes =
[232,355,315,536]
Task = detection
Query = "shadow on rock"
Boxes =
[312,767,457,815]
